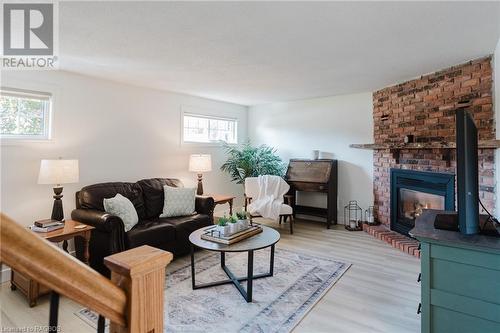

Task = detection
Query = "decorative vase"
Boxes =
[312,150,320,160]
[217,225,230,236]
[228,222,238,234]
[238,219,249,231]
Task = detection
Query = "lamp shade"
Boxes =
[38,159,79,185]
[189,154,212,173]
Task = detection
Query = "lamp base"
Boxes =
[197,174,204,195]
[51,186,65,222]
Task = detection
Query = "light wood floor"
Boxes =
[0,219,421,333]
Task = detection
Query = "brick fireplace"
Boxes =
[372,56,495,230]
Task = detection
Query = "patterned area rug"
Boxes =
[76,248,350,333]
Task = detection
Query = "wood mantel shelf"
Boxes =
[349,140,500,166]
[349,139,500,150]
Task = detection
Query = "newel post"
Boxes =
[104,245,173,333]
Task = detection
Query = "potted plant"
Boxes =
[235,210,249,230]
[228,215,239,234]
[220,142,286,185]
[216,216,230,236]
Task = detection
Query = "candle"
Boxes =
[349,220,356,229]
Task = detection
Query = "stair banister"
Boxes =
[0,213,172,332]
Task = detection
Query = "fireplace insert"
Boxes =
[390,169,454,236]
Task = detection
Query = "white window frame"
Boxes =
[181,107,238,146]
[0,88,53,141]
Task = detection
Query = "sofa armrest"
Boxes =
[195,196,215,218]
[72,208,127,276]
[71,208,124,233]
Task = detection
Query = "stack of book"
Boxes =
[30,219,64,233]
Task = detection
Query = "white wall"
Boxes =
[248,92,374,223]
[0,71,248,227]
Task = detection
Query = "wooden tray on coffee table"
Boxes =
[201,224,263,245]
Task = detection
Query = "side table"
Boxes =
[209,194,236,215]
[10,220,94,307]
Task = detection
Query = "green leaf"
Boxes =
[220,141,286,184]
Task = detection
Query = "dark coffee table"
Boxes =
[189,225,280,302]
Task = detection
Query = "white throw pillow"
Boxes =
[160,185,196,218]
[103,193,139,232]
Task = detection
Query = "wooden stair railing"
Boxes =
[0,213,173,332]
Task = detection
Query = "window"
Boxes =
[0,88,52,140]
[183,113,238,144]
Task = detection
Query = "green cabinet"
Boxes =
[411,211,500,333]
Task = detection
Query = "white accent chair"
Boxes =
[244,177,294,234]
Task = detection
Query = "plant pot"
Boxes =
[217,225,230,237]
[228,223,238,234]
[238,219,249,231]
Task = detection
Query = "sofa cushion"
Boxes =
[78,182,146,220]
[126,219,176,249]
[137,178,183,219]
[166,214,212,255]
[166,214,212,238]
[103,194,139,232]
[160,186,196,218]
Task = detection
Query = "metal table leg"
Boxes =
[191,244,196,290]
[190,245,276,302]
[270,244,275,276]
[246,250,254,302]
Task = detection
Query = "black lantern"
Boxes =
[344,200,363,231]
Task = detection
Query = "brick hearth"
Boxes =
[362,223,420,258]
[373,56,495,227]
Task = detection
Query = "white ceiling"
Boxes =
[59,1,500,106]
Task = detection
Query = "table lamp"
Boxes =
[38,159,79,221]
[189,154,212,195]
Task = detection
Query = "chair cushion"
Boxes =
[251,204,293,217]
[78,182,146,220]
[280,204,293,215]
[126,219,176,249]
[137,178,184,219]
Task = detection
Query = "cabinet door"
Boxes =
[420,242,431,333]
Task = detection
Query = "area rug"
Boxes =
[75,248,350,333]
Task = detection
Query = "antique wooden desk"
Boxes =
[285,159,338,228]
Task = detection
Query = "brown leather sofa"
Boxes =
[71,178,215,276]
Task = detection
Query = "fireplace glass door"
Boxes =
[391,169,454,236]
[399,189,445,222]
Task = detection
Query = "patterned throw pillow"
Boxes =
[160,186,196,218]
[103,193,139,232]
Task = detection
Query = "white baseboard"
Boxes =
[1,266,11,283]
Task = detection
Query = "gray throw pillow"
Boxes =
[103,193,139,232]
[160,185,196,218]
